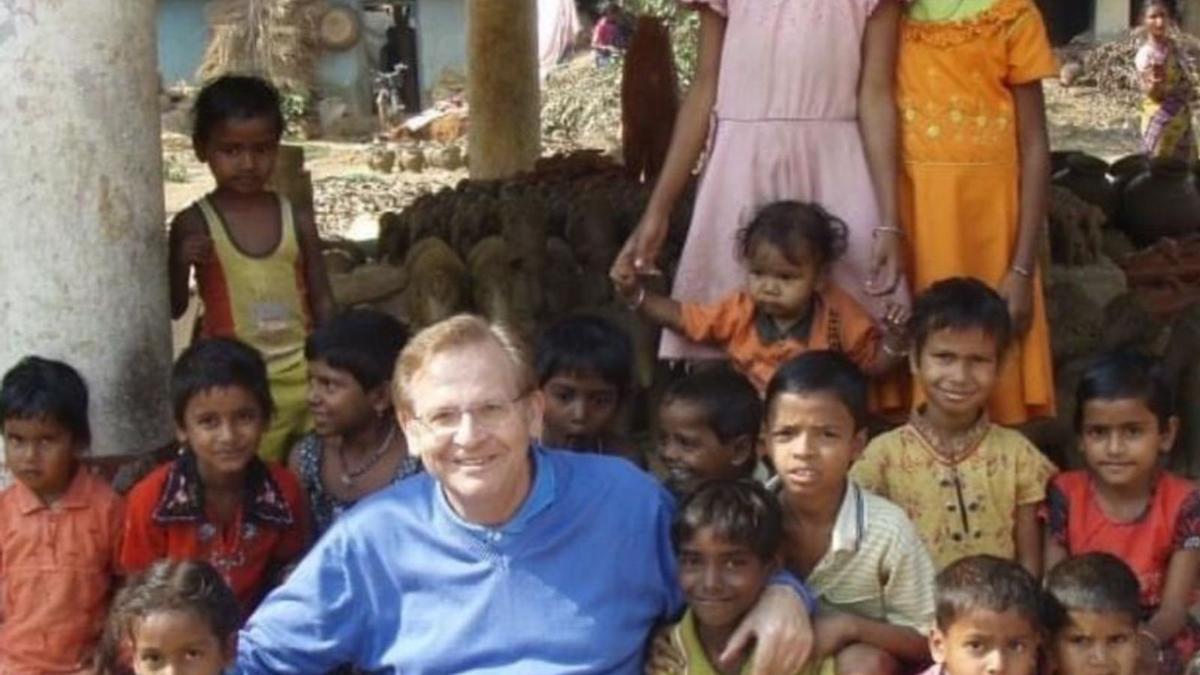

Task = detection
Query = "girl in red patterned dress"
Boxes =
[1043,352,1200,675]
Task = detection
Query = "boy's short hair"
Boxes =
[1075,351,1174,431]
[1043,553,1141,634]
[305,309,410,392]
[736,201,848,270]
[935,555,1041,631]
[0,356,91,445]
[765,351,867,430]
[671,479,782,561]
[535,314,634,396]
[662,366,763,451]
[910,277,1013,359]
[192,75,285,145]
[171,338,274,425]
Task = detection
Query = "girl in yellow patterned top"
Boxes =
[1136,0,1197,163]
[897,0,1057,425]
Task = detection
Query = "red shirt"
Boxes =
[0,469,123,673]
[119,454,309,614]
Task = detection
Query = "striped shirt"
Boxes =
[807,482,936,635]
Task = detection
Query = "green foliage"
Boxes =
[279,90,311,139]
[621,0,700,88]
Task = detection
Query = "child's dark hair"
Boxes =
[671,479,783,561]
[935,555,1041,632]
[662,366,763,455]
[910,277,1013,359]
[192,75,285,145]
[1141,0,1179,21]
[305,309,410,392]
[1042,553,1141,635]
[0,356,90,445]
[535,314,634,396]
[736,201,848,269]
[97,560,239,675]
[765,351,867,430]
[1075,350,1174,432]
[171,338,274,425]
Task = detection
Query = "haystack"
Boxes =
[196,0,326,94]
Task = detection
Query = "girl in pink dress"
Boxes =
[611,0,909,360]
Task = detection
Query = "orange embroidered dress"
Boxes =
[898,0,1057,424]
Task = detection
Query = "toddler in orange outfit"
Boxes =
[0,356,124,673]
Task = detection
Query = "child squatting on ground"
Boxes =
[120,338,309,617]
[851,277,1057,575]
[97,559,240,675]
[168,74,333,463]
[764,351,936,674]
[535,313,642,466]
[614,201,908,395]
[650,479,835,675]
[0,357,124,673]
[921,555,1042,675]
[1042,351,1200,675]
[656,366,762,500]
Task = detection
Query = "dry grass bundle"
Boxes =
[197,0,327,94]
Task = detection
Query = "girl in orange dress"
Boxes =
[897,0,1056,424]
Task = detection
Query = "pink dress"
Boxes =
[665,0,907,359]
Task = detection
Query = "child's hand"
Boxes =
[643,625,685,674]
[998,270,1034,334]
[1136,631,1161,673]
[880,302,911,359]
[179,233,214,266]
[812,613,859,659]
[612,274,642,305]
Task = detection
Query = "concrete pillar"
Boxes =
[1093,0,1130,37]
[0,1,173,459]
[1183,0,1200,37]
[466,0,541,179]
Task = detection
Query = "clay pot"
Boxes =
[1053,153,1116,220]
[398,146,426,173]
[1121,158,1200,247]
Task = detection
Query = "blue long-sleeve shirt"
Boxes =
[234,448,683,674]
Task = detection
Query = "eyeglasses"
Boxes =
[410,394,527,437]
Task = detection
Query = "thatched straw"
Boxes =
[196,0,327,94]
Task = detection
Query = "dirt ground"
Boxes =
[159,78,1144,239]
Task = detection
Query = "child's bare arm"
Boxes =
[1043,525,1067,573]
[167,208,210,320]
[295,205,335,326]
[614,277,688,335]
[1001,81,1050,334]
[1144,549,1200,645]
[1014,503,1043,579]
[858,0,906,297]
[814,613,928,664]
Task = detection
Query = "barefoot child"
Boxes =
[898,0,1058,424]
[289,309,419,538]
[1043,553,1142,675]
[0,357,124,673]
[1043,351,1200,675]
[616,201,908,395]
[168,75,334,463]
[651,479,835,674]
[766,352,935,674]
[851,277,1057,574]
[656,367,761,499]
[1136,0,1197,162]
[921,555,1041,675]
[97,560,240,675]
[120,339,309,616]
[535,314,641,465]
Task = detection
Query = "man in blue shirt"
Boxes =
[235,315,813,673]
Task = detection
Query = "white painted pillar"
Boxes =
[466,0,541,179]
[1093,0,1130,38]
[0,1,172,459]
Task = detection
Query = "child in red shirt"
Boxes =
[120,339,308,616]
[0,356,124,673]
